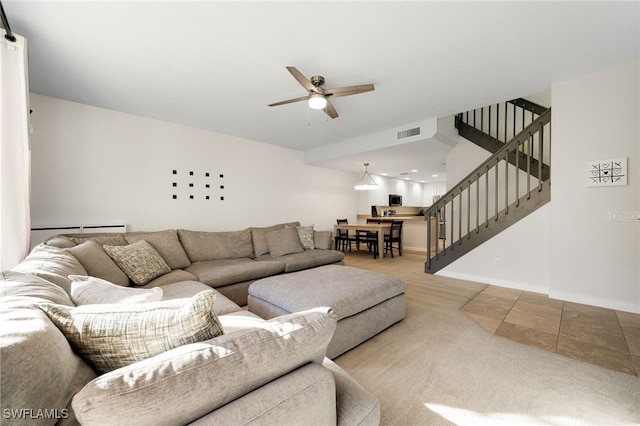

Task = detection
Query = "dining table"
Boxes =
[333,222,392,259]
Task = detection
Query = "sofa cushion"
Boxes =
[1,271,74,306]
[125,229,191,270]
[159,281,243,316]
[71,307,337,426]
[44,235,77,248]
[66,240,130,286]
[314,230,333,250]
[40,290,224,374]
[266,227,305,257]
[103,240,171,286]
[250,222,300,257]
[296,225,315,250]
[178,228,254,261]
[140,269,199,288]
[257,250,345,273]
[0,304,97,426]
[69,233,128,247]
[185,258,285,288]
[69,275,163,305]
[11,244,87,294]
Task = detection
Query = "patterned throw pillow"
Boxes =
[69,275,163,305]
[103,240,171,285]
[296,225,315,250]
[40,290,224,374]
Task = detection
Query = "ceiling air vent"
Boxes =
[397,127,420,140]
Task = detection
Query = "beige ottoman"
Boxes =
[248,265,406,359]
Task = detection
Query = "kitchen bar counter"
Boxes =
[356,215,426,221]
[355,214,435,253]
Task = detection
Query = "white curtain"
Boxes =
[0,29,31,270]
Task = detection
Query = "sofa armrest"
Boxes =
[72,307,337,426]
[190,363,336,425]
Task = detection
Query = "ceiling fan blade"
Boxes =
[268,95,309,107]
[325,84,375,98]
[286,66,317,93]
[324,100,339,119]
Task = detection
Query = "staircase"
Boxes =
[425,99,551,273]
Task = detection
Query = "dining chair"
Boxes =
[335,219,357,252]
[384,220,403,257]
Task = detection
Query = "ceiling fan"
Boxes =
[268,66,375,119]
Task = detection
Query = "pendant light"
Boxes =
[354,162,378,190]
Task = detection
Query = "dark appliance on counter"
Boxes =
[371,206,378,217]
[389,194,402,206]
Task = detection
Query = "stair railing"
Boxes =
[456,98,549,145]
[426,107,551,271]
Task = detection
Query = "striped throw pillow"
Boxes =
[40,290,223,374]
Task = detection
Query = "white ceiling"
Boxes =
[3,1,639,183]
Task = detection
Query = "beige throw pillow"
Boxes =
[69,275,163,305]
[66,240,130,286]
[72,307,337,426]
[40,290,224,374]
[265,227,305,257]
[103,240,171,285]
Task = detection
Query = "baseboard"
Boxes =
[435,270,550,295]
[548,290,640,314]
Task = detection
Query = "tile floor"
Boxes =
[462,285,640,376]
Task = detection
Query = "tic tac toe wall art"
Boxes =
[586,157,627,187]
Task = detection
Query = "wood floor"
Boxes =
[342,250,640,376]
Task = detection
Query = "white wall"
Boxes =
[549,61,639,313]
[438,134,551,294]
[29,94,358,234]
[438,62,639,313]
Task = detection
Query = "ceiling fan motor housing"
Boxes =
[310,75,325,88]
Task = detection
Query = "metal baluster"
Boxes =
[488,105,491,138]
[467,181,471,239]
[512,102,516,140]
[504,150,509,215]
[476,174,480,233]
[495,158,499,221]
[527,133,532,199]
[515,143,520,207]
[449,197,454,250]
[538,125,544,191]
[504,103,508,142]
[480,108,484,134]
[442,202,446,251]
[496,103,500,143]
[458,191,462,245]
[473,109,476,131]
[485,168,489,228]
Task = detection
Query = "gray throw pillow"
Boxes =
[66,240,130,286]
[265,227,305,257]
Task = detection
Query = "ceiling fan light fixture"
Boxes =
[308,93,327,110]
[354,162,378,191]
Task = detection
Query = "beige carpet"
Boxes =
[333,263,640,425]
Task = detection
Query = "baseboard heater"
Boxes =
[30,224,127,248]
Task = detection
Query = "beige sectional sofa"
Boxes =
[44,221,345,306]
[0,222,380,425]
